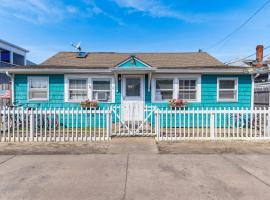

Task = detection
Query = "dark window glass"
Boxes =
[13,53,25,65]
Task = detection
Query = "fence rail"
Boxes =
[1,106,270,142]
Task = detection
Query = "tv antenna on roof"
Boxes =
[71,42,82,52]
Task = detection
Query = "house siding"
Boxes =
[14,74,252,109]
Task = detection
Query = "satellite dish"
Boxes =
[71,42,82,52]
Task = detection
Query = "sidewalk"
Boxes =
[1,138,270,155]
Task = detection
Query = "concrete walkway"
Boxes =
[0,138,270,200]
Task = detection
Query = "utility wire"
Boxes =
[206,0,270,50]
[225,45,270,65]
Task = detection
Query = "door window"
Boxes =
[125,77,141,97]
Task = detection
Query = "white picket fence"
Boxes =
[0,107,112,142]
[1,106,270,142]
[155,107,270,141]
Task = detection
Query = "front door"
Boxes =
[122,75,144,121]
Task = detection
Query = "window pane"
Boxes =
[179,91,196,100]
[30,91,47,99]
[219,91,235,100]
[126,78,140,97]
[190,80,196,89]
[179,79,196,90]
[93,80,110,90]
[69,90,87,100]
[69,79,87,89]
[93,91,111,102]
[30,79,48,89]
[155,91,173,101]
[13,53,25,65]
[156,80,173,90]
[219,80,235,89]
[0,50,10,63]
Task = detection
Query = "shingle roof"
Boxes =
[41,52,224,68]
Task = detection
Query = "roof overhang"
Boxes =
[0,39,29,53]
[0,66,254,75]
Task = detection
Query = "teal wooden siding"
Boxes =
[14,74,252,109]
[119,58,148,68]
[13,74,252,129]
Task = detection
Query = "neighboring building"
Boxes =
[0,50,254,118]
[238,45,270,108]
[0,39,30,106]
[0,39,29,68]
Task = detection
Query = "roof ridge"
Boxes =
[57,51,208,54]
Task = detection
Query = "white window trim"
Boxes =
[28,76,49,101]
[217,77,238,102]
[151,74,201,103]
[64,75,115,103]
[67,77,89,102]
[92,78,113,102]
[152,78,175,102]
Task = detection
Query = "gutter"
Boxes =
[0,67,251,75]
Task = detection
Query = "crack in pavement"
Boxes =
[121,153,129,200]
[221,154,270,188]
[0,155,16,167]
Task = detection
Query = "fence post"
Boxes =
[106,108,112,140]
[30,109,34,141]
[155,109,160,140]
[210,112,215,139]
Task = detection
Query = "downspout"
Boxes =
[6,71,14,105]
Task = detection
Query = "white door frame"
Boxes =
[122,75,144,102]
[121,75,145,121]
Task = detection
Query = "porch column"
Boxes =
[114,73,118,92]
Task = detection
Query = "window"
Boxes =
[179,79,197,101]
[217,78,238,101]
[13,53,25,66]
[155,79,174,101]
[125,77,141,97]
[68,79,88,101]
[64,76,115,103]
[0,50,10,63]
[152,76,201,103]
[28,77,49,100]
[92,79,111,102]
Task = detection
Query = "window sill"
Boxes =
[28,99,49,101]
[217,99,238,103]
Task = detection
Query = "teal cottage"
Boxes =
[1,51,254,126]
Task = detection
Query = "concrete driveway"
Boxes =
[0,139,270,200]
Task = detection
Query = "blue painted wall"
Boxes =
[119,58,148,68]
[14,74,252,109]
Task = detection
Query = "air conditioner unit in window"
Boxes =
[95,92,108,101]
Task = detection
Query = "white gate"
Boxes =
[111,104,156,136]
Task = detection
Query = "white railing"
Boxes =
[0,107,112,142]
[155,107,270,141]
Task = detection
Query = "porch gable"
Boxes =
[116,56,151,69]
